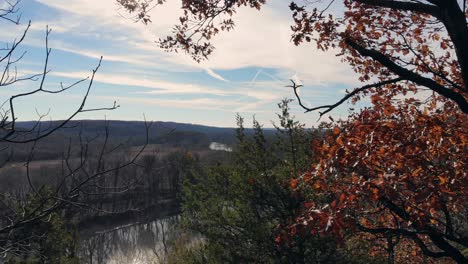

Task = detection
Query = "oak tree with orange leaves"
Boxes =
[288,99,467,263]
[118,0,468,262]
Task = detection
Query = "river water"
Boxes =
[78,216,179,264]
[77,142,225,263]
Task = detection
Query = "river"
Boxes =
[78,216,179,264]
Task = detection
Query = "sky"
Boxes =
[1,0,364,128]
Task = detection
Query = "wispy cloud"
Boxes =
[48,70,295,105]
[205,68,228,82]
[33,0,358,85]
[49,71,232,96]
[7,0,362,127]
[97,95,246,111]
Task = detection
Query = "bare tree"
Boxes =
[0,0,148,260]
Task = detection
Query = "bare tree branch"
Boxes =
[289,77,404,117]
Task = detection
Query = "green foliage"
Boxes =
[177,99,346,263]
[4,187,78,264]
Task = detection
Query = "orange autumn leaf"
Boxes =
[290,178,299,189]
[333,127,341,135]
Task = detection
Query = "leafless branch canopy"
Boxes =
[0,0,21,24]
[0,1,142,258]
[0,25,120,144]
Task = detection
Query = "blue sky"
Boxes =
[1,0,363,127]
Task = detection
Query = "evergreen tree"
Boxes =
[176,100,346,263]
